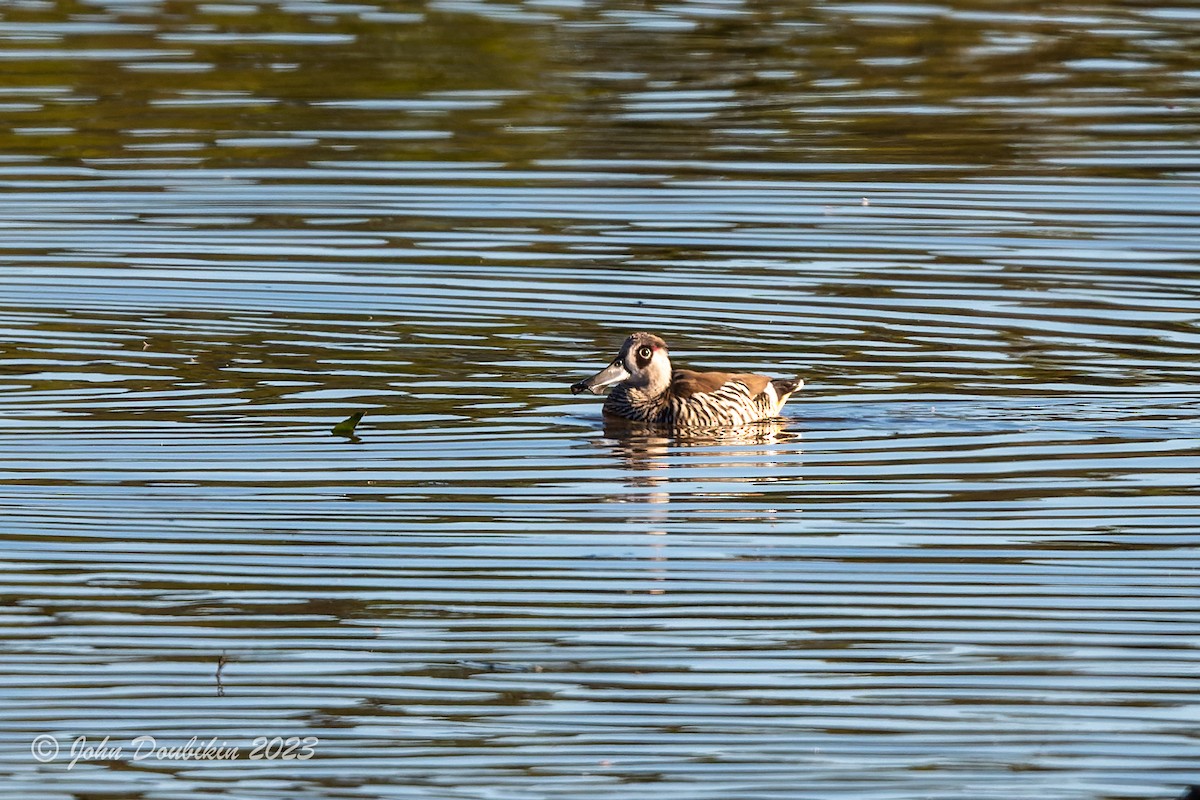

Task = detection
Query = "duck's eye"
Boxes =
[637,346,653,359]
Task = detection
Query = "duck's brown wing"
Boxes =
[671,370,771,399]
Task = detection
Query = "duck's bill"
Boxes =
[570,360,630,395]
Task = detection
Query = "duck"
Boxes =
[571,332,803,427]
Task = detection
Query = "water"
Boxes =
[1,2,1199,799]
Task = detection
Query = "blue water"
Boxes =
[1,2,1199,798]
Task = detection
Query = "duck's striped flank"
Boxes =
[605,376,786,428]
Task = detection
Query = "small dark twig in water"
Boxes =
[216,651,227,697]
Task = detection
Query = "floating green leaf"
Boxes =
[331,411,365,437]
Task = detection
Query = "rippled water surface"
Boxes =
[1,1,1199,798]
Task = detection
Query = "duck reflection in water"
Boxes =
[588,419,804,602]
[599,415,802,480]
[597,417,801,503]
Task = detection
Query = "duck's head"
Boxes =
[571,332,672,396]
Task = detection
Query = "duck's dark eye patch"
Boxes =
[636,346,653,362]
